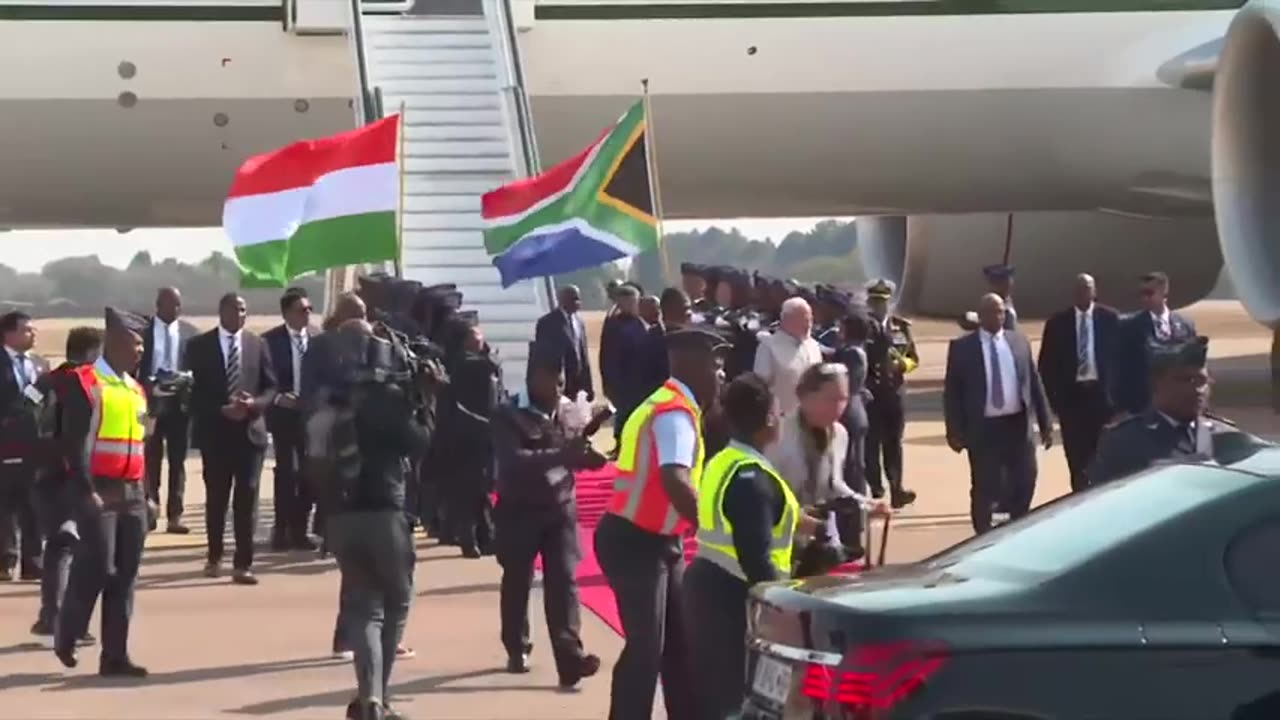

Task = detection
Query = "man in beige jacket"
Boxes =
[753,297,823,417]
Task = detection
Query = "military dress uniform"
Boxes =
[1089,338,1268,485]
[54,308,151,677]
[864,279,919,507]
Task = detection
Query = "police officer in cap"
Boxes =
[863,279,919,508]
[713,267,763,380]
[813,285,848,358]
[54,308,151,677]
[1090,337,1266,484]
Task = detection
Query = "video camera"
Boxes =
[146,368,194,415]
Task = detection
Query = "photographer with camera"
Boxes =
[493,341,606,688]
[306,319,430,720]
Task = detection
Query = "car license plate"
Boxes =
[751,655,792,705]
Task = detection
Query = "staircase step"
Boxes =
[372,62,497,80]
[402,108,505,127]
[377,77,501,95]
[403,211,487,231]
[368,33,492,51]
[372,47,496,65]
[362,16,488,33]
[387,94,501,111]
[402,155,513,173]
[405,175,509,195]
[403,123,507,142]
[405,139,509,158]
[403,245,493,266]
[403,194,483,213]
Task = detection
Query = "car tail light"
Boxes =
[801,640,949,712]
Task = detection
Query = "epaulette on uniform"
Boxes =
[894,316,912,327]
[1205,412,1238,427]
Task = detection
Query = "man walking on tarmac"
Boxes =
[594,326,729,720]
[54,308,151,677]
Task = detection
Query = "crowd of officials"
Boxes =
[0,259,1264,720]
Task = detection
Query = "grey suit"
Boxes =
[944,329,1051,533]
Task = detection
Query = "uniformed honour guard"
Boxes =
[1089,336,1268,485]
[863,279,919,508]
[984,264,1018,330]
[54,307,152,677]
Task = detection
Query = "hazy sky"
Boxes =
[0,217,845,273]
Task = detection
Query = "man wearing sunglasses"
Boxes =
[1109,272,1197,418]
[264,288,317,551]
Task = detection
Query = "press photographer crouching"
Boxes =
[305,318,432,720]
[493,341,606,688]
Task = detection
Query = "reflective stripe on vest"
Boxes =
[75,365,147,481]
[608,379,704,535]
[694,444,800,581]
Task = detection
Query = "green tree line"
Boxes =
[556,219,862,309]
[0,251,324,318]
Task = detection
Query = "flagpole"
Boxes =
[394,103,407,279]
[640,79,673,286]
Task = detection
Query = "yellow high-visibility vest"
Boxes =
[694,442,800,580]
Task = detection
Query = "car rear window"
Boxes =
[922,464,1258,576]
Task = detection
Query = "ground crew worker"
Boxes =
[1089,336,1267,484]
[594,326,728,720]
[684,373,819,719]
[864,279,919,508]
[53,308,151,677]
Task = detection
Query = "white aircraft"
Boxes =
[2,0,1276,323]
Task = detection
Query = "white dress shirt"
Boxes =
[289,327,308,394]
[980,329,1021,418]
[218,326,242,370]
[4,346,32,388]
[151,317,180,374]
[754,330,824,417]
[1150,307,1172,340]
[1075,304,1098,382]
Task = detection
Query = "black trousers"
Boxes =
[1058,381,1110,492]
[865,392,906,496]
[966,413,1037,533]
[55,480,147,663]
[330,510,415,703]
[447,471,493,554]
[495,499,585,676]
[270,417,312,542]
[0,461,40,573]
[144,411,189,522]
[683,558,749,720]
[201,439,265,570]
[594,514,697,720]
[33,480,74,626]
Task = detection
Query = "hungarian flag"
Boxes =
[482,100,659,287]
[222,115,401,287]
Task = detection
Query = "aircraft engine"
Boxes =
[856,212,1222,320]
[1213,0,1280,327]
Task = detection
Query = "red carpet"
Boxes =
[547,464,864,636]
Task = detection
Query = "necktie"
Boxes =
[225,337,241,395]
[1157,315,1170,340]
[1077,313,1092,378]
[161,326,173,372]
[15,354,29,388]
[293,332,306,393]
[988,336,1005,410]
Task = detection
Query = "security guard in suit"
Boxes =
[54,308,151,677]
[863,279,919,508]
[1090,336,1268,485]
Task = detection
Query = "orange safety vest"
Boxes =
[606,379,704,535]
[74,364,147,481]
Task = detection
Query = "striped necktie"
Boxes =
[225,336,241,395]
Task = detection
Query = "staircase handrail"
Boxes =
[490,0,555,307]
[347,0,382,123]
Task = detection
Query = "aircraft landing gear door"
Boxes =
[291,0,346,34]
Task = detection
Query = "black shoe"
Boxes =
[99,658,148,678]
[166,521,191,535]
[30,619,53,636]
[382,704,408,720]
[506,653,531,674]
[290,536,317,551]
[77,632,97,647]
[270,530,290,552]
[345,699,385,720]
[558,653,600,689]
[460,545,481,559]
[890,489,917,509]
[869,486,886,500]
[232,569,259,586]
[843,542,866,562]
[0,567,12,582]
[54,645,78,669]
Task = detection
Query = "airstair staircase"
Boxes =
[355,0,548,390]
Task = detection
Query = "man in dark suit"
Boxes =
[0,311,49,581]
[140,287,198,534]
[944,293,1053,533]
[185,293,277,585]
[599,285,650,441]
[1109,271,1197,417]
[1037,273,1120,492]
[534,285,593,401]
[263,288,317,551]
